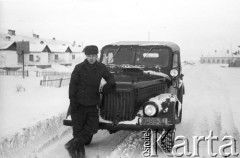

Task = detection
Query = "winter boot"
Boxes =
[65,139,76,158]
[75,145,85,158]
[65,138,85,158]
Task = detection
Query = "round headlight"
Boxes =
[144,104,157,116]
[170,69,178,77]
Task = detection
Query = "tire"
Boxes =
[157,129,175,153]
[85,135,93,145]
[175,86,183,124]
[177,86,183,104]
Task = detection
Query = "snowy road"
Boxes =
[36,64,240,158]
[37,130,131,158]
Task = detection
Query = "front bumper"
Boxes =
[63,119,175,131]
[99,122,175,131]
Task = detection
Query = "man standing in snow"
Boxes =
[65,45,116,158]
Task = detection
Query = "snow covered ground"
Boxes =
[0,65,72,157]
[34,63,240,158]
[1,63,240,158]
[0,76,69,138]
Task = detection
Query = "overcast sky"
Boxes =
[0,0,240,60]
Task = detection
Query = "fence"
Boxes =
[0,70,29,77]
[36,71,71,77]
[40,76,70,88]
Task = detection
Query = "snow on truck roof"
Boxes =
[106,41,180,52]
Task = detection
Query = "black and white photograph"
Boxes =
[0,0,240,157]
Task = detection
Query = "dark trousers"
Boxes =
[71,104,99,144]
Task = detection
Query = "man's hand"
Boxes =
[102,83,116,94]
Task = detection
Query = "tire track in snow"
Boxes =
[179,64,238,136]
[207,65,240,137]
[100,64,239,158]
[37,130,131,158]
[171,64,239,158]
[205,65,240,158]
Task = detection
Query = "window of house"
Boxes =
[29,55,34,61]
[55,54,59,60]
[72,55,75,60]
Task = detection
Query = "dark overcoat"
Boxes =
[69,59,115,106]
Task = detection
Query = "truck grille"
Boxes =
[100,83,166,122]
[100,90,135,122]
[137,84,166,102]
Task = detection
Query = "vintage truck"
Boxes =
[64,41,184,152]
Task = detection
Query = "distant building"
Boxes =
[27,44,51,65]
[0,41,18,67]
[0,30,84,67]
[8,29,16,36]
[200,53,240,64]
[48,44,72,65]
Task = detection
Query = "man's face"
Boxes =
[86,54,98,64]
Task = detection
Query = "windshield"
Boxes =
[102,47,170,67]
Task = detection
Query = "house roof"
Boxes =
[69,46,83,53]
[29,43,48,52]
[107,41,180,52]
[0,40,16,50]
[48,44,70,53]
[0,32,80,53]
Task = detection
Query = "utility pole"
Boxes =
[22,50,25,78]
[17,41,29,79]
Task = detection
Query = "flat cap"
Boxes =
[83,45,98,55]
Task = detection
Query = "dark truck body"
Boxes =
[64,41,184,133]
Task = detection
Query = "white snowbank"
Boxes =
[50,63,72,72]
[0,76,69,139]
[0,75,70,157]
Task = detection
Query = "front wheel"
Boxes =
[177,86,183,104]
[176,87,183,124]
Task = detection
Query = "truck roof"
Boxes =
[106,41,180,52]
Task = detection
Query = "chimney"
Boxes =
[33,34,39,38]
[8,29,16,36]
[53,37,56,40]
[5,36,11,40]
[72,41,76,46]
[40,41,44,44]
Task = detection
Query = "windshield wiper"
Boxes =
[107,47,121,64]
[139,47,154,64]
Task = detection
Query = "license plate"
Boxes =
[141,117,168,125]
